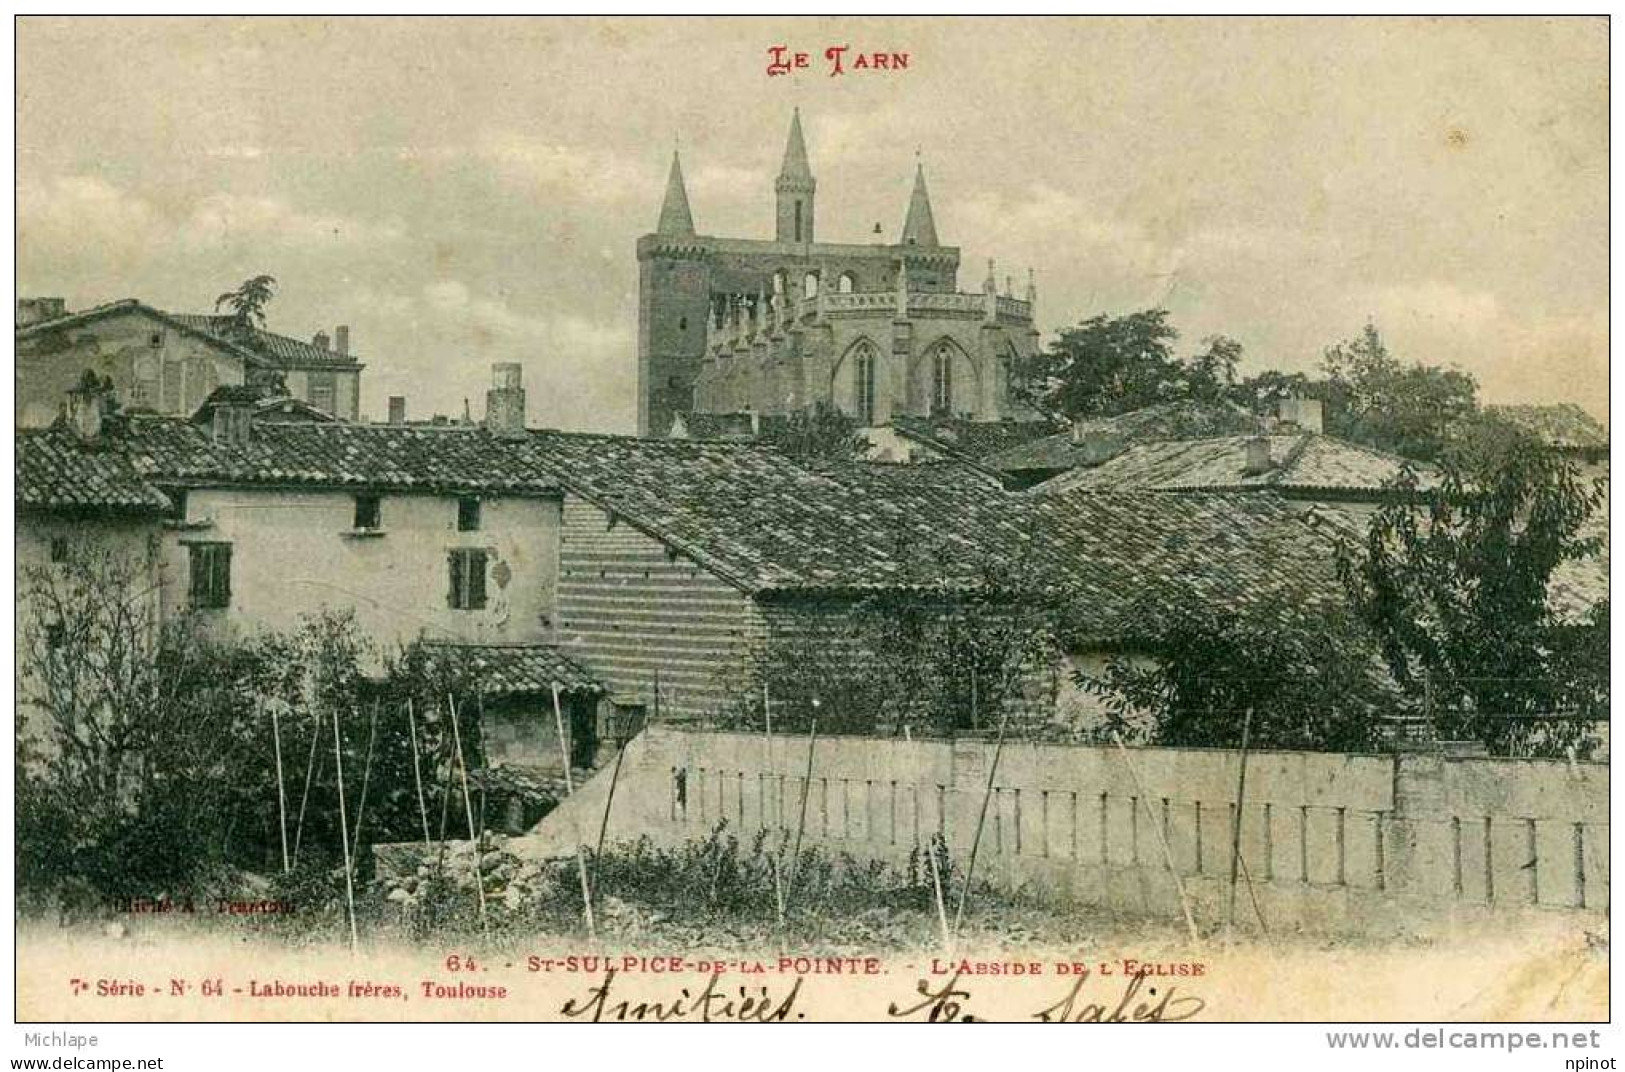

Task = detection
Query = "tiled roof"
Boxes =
[887,415,1060,461]
[418,642,605,696]
[1487,404,1609,451]
[985,400,1262,473]
[166,313,362,370]
[670,411,789,441]
[1548,501,1610,623]
[16,425,173,514]
[1036,434,1439,498]
[119,417,561,496]
[13,299,361,372]
[192,385,338,425]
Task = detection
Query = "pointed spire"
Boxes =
[900,161,940,247]
[656,149,695,236]
[778,107,814,184]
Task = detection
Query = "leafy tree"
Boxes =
[214,274,278,337]
[763,401,869,462]
[1074,603,1389,752]
[1318,322,1478,461]
[1337,446,1607,756]
[1015,309,1241,419]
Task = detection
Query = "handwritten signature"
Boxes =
[559,969,803,1023]
[888,969,1206,1023]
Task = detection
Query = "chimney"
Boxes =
[387,396,407,425]
[1277,396,1324,435]
[312,330,331,351]
[17,297,67,326]
[484,363,527,436]
[212,400,254,447]
[335,324,350,356]
[65,372,112,441]
[1068,423,1122,466]
[1242,436,1273,476]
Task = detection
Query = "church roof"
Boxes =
[656,149,696,235]
[900,163,940,247]
[777,108,814,186]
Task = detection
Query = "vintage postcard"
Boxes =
[10,15,1610,1032]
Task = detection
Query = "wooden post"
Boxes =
[267,698,290,875]
[1113,732,1200,945]
[291,707,322,866]
[763,684,787,934]
[553,683,597,940]
[1226,706,1254,935]
[350,700,380,860]
[406,699,432,849]
[786,715,819,898]
[591,708,630,885]
[330,704,359,952]
[447,694,487,925]
[953,710,1008,939]
[906,725,951,956]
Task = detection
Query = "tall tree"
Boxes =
[1015,309,1241,419]
[1318,322,1478,461]
[214,274,279,338]
[1337,447,1607,756]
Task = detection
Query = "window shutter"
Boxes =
[189,546,206,606]
[470,551,487,609]
[448,551,460,608]
[217,544,232,605]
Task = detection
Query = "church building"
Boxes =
[636,110,1041,437]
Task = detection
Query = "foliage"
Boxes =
[1014,308,1241,419]
[213,274,278,337]
[1318,322,1478,461]
[1337,446,1608,756]
[1074,603,1390,752]
[724,539,1066,737]
[762,401,869,461]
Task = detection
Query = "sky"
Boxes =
[16,16,1609,431]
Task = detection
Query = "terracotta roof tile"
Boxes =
[15,425,173,514]
[419,642,605,696]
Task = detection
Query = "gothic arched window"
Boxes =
[854,344,877,425]
[837,272,855,294]
[803,272,820,300]
[931,346,954,415]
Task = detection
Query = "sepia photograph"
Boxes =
[8,14,1612,1042]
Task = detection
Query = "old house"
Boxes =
[15,297,366,427]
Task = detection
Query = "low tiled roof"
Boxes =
[419,642,605,696]
[16,425,173,514]
[1036,434,1438,498]
[166,313,362,370]
[1487,404,1608,451]
[192,386,338,425]
[13,299,361,372]
[985,400,1262,473]
[887,415,1060,461]
[119,417,562,496]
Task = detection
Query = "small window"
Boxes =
[448,548,488,610]
[48,536,68,563]
[188,542,232,609]
[148,331,164,349]
[354,494,382,531]
[457,496,481,532]
[679,316,688,331]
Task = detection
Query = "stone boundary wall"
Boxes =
[515,727,1609,935]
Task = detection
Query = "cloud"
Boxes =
[16,175,162,268]
[180,192,406,251]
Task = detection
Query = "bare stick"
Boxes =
[350,699,380,860]
[785,717,819,899]
[552,683,597,940]
[291,706,322,866]
[268,698,290,875]
[591,707,629,883]
[905,725,951,957]
[405,699,432,849]
[763,684,786,935]
[952,712,1009,939]
[1112,731,1200,946]
[1226,706,1254,936]
[447,693,487,925]
[331,704,359,952]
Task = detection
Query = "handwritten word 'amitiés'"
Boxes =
[767,46,910,77]
[559,969,804,1023]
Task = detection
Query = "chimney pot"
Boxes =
[65,372,112,441]
[312,330,330,351]
[335,324,350,356]
[484,363,526,436]
[1243,436,1273,476]
[387,396,407,425]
